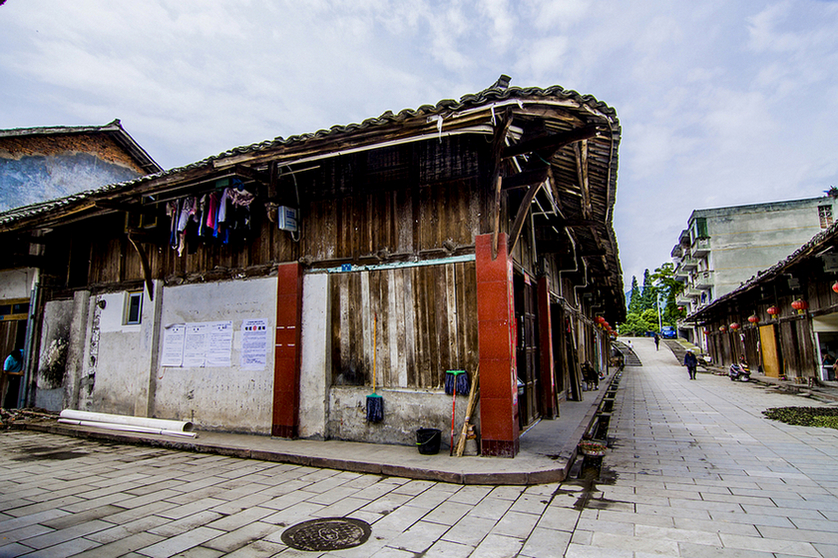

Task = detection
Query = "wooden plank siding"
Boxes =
[329,261,478,390]
[71,136,487,293]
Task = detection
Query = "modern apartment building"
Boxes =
[672,196,838,317]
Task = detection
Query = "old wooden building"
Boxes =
[0,121,160,410]
[689,217,838,383]
[0,77,624,457]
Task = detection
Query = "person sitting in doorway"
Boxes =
[2,348,23,408]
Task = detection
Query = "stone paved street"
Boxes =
[4,336,838,557]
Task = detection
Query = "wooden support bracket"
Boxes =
[128,233,154,302]
[508,181,546,255]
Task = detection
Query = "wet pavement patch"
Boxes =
[13,450,89,461]
[281,517,371,551]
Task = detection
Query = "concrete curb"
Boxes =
[13,370,624,486]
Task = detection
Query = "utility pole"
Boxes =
[657,289,663,333]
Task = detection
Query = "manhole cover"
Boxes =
[281,517,371,551]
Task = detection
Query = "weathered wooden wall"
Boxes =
[60,135,489,292]
[329,261,478,390]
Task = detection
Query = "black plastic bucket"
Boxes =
[416,428,441,455]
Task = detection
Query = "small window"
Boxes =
[819,205,833,229]
[125,292,143,325]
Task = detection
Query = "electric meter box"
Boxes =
[277,206,298,232]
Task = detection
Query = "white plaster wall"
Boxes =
[79,292,147,416]
[154,277,277,433]
[299,273,330,439]
[0,268,37,300]
[327,386,475,447]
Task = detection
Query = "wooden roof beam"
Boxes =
[501,168,549,191]
[509,181,546,254]
[490,109,513,259]
[574,140,592,220]
[501,124,600,159]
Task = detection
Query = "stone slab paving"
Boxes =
[3,336,838,556]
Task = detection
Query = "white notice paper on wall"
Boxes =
[206,321,234,367]
[161,324,186,367]
[241,319,268,370]
[183,323,209,367]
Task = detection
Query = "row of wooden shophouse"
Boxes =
[690,220,838,383]
[0,78,625,457]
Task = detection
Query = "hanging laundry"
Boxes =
[206,192,219,232]
[166,200,180,249]
[228,187,255,208]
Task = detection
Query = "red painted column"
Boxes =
[475,233,519,457]
[538,276,558,419]
[272,262,303,438]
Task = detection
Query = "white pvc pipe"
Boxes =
[59,410,193,433]
[57,418,196,438]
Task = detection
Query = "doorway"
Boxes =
[1,298,29,408]
[514,272,540,429]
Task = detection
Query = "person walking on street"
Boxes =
[654,333,660,351]
[684,348,698,380]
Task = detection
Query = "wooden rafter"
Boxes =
[490,109,513,259]
[501,124,599,159]
[501,168,549,191]
[508,180,546,255]
[574,139,592,220]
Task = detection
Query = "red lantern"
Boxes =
[730,322,740,330]
[833,282,838,294]
[703,328,711,335]
[767,306,778,316]
[791,299,808,314]
[596,316,605,325]
[748,314,759,324]
[719,325,727,333]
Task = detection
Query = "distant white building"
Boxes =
[673,196,838,318]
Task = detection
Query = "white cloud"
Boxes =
[2,0,838,298]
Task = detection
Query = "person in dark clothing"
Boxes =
[683,349,698,380]
[654,333,660,351]
[2,348,23,408]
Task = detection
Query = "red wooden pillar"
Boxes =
[475,233,519,457]
[537,276,558,419]
[272,262,303,438]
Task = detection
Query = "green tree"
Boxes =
[651,262,685,327]
[628,276,642,314]
[640,269,656,311]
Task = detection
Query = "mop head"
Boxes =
[445,370,469,396]
[444,372,456,395]
[366,394,384,423]
[456,372,470,396]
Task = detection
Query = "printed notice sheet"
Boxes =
[160,324,186,367]
[206,321,234,367]
[183,323,209,367]
[241,319,268,370]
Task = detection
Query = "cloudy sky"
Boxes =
[2,1,838,292]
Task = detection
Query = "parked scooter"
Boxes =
[729,360,751,382]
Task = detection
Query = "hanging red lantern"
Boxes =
[748,314,759,324]
[767,306,779,316]
[729,322,740,330]
[833,282,838,294]
[791,299,808,314]
[596,316,605,325]
[703,328,711,335]
[678,306,685,312]
[719,325,727,333]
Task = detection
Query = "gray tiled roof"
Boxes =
[0,81,619,230]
